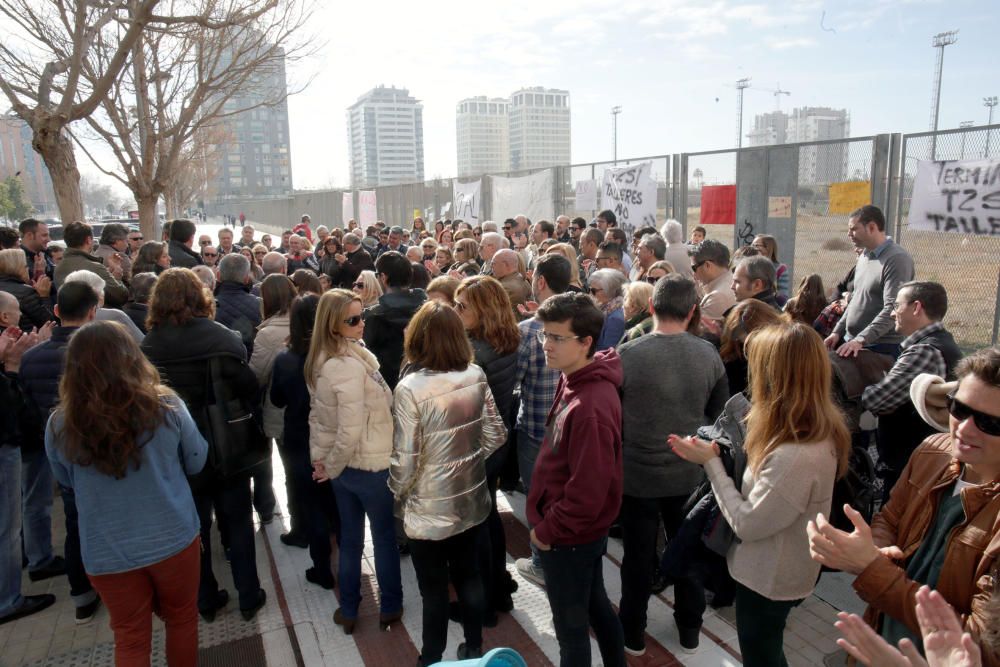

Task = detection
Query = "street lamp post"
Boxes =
[985,96,998,157]
[959,120,975,158]
[611,106,621,163]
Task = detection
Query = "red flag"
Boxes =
[700,185,736,225]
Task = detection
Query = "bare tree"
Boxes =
[71,0,314,239]
[163,122,229,218]
[0,0,162,224]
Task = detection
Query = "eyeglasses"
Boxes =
[129,236,143,242]
[503,226,512,231]
[352,282,364,289]
[535,330,583,345]
[644,275,662,284]
[691,260,707,272]
[203,252,218,257]
[474,231,481,236]
[199,240,211,246]
[947,393,1000,436]
[343,315,363,327]
[588,287,603,295]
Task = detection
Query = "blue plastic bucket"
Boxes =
[431,647,527,667]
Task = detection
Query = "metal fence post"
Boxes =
[870,134,891,212]
[885,133,902,240]
[678,154,689,236]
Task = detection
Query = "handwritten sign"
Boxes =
[491,170,554,221]
[767,196,792,218]
[701,185,736,225]
[342,192,354,226]
[829,181,870,214]
[909,158,1000,235]
[453,180,481,223]
[601,162,658,227]
[575,179,598,211]
[358,190,377,227]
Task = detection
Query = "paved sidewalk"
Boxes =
[0,450,859,666]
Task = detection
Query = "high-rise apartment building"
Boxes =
[347,86,424,188]
[508,87,570,171]
[209,49,293,208]
[456,97,509,177]
[0,114,56,214]
[746,106,850,184]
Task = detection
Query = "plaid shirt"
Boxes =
[861,322,948,415]
[515,317,561,441]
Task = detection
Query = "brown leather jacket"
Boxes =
[854,433,1000,666]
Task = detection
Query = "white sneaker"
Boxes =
[514,558,546,587]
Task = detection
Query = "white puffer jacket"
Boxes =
[249,314,290,439]
[309,340,394,479]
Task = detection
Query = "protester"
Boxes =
[333,233,374,289]
[291,268,322,296]
[131,240,171,276]
[690,239,736,326]
[270,296,338,585]
[217,228,236,256]
[752,234,789,302]
[826,205,915,358]
[618,275,728,655]
[63,270,144,343]
[660,220,694,280]
[671,322,850,666]
[168,219,202,269]
[545,243,583,291]
[432,246,453,274]
[215,253,263,358]
[389,301,507,664]
[689,226,706,244]
[426,276,459,306]
[318,236,343,284]
[19,218,53,282]
[784,273,827,326]
[362,252,426,390]
[307,288,402,631]
[490,249,531,313]
[0,248,53,329]
[200,244,219,268]
[527,292,626,667]
[719,299,784,396]
[352,269,382,308]
[142,268,267,623]
[588,268,627,350]
[54,221,127,307]
[620,280,654,344]
[451,238,481,277]
[633,233,666,282]
[122,272,156,334]
[45,321,207,664]
[731,255,781,310]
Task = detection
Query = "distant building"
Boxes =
[508,87,571,172]
[0,114,56,214]
[208,47,292,210]
[347,86,424,188]
[747,106,850,184]
[456,97,510,177]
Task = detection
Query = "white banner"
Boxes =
[491,170,554,222]
[908,158,1000,235]
[441,201,452,217]
[453,179,482,223]
[575,179,598,211]
[600,162,658,228]
[341,192,354,225]
[359,190,377,227]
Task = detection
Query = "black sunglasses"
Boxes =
[352,282,364,289]
[203,252,218,257]
[643,275,661,284]
[947,393,1000,436]
[691,260,706,271]
[343,315,363,327]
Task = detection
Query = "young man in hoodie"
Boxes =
[528,292,626,667]
[363,251,426,390]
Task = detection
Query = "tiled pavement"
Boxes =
[0,449,861,666]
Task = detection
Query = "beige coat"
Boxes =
[309,341,393,479]
[389,364,507,541]
[249,314,290,439]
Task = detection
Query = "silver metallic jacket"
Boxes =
[389,364,508,541]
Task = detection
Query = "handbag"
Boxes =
[204,356,270,479]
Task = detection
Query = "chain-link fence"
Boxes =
[684,150,738,250]
[896,125,1000,350]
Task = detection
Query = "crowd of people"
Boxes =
[0,205,997,667]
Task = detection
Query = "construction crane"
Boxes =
[751,83,792,111]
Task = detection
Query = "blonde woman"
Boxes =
[670,323,850,666]
[451,238,481,277]
[547,243,583,291]
[620,280,654,344]
[351,270,383,308]
[306,289,402,634]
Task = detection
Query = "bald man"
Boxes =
[478,232,506,276]
[0,291,21,332]
[491,249,531,313]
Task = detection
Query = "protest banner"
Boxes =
[491,170,554,221]
[359,190,377,227]
[454,180,482,223]
[342,192,354,225]
[600,162,657,227]
[700,185,737,224]
[909,158,1000,235]
[829,181,870,214]
[575,179,598,211]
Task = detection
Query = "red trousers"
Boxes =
[88,537,200,667]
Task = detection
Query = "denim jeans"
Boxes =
[734,582,802,667]
[330,468,401,618]
[619,495,706,645]
[58,486,97,609]
[0,445,23,617]
[410,523,485,665]
[193,474,261,611]
[516,429,544,568]
[21,447,54,571]
[537,536,625,667]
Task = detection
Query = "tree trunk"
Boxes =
[32,119,84,224]
[136,194,160,242]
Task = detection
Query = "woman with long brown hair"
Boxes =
[46,320,208,665]
[670,322,850,666]
[783,273,827,327]
[719,299,784,396]
[307,289,402,634]
[390,301,507,664]
[453,276,520,618]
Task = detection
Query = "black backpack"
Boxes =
[829,444,878,531]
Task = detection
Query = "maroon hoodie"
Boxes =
[528,348,624,547]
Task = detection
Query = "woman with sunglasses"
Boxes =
[645,260,675,285]
[451,238,481,278]
[306,289,403,634]
[588,268,627,351]
[352,270,382,308]
[672,322,851,666]
[808,346,1000,664]
[389,301,507,664]
[453,276,521,619]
